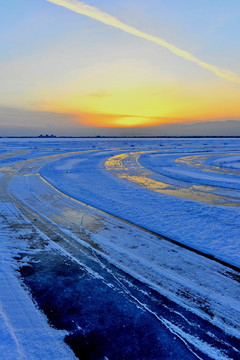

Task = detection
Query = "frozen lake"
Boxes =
[0,137,239,359]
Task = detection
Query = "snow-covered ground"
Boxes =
[0,172,77,360]
[40,138,240,267]
[0,137,240,359]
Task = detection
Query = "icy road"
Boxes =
[0,138,240,360]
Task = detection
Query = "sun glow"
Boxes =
[41,78,240,128]
[75,114,170,128]
[107,117,156,127]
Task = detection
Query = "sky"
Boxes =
[1,0,240,136]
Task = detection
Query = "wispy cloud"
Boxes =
[46,0,240,84]
[86,91,111,99]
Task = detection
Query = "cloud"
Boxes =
[1,106,240,136]
[85,91,111,99]
[46,0,240,84]
[154,119,240,136]
[0,106,77,136]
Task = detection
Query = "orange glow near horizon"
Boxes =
[74,113,179,128]
[41,80,240,128]
[40,107,240,129]
[43,106,240,128]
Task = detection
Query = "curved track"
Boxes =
[105,151,240,206]
[1,149,240,359]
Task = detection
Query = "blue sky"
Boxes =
[1,0,240,136]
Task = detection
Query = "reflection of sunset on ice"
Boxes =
[105,151,240,206]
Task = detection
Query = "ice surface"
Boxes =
[1,137,240,359]
[39,138,240,267]
[0,179,77,359]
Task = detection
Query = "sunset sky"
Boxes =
[1,0,240,136]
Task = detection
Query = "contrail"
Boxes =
[46,0,240,84]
